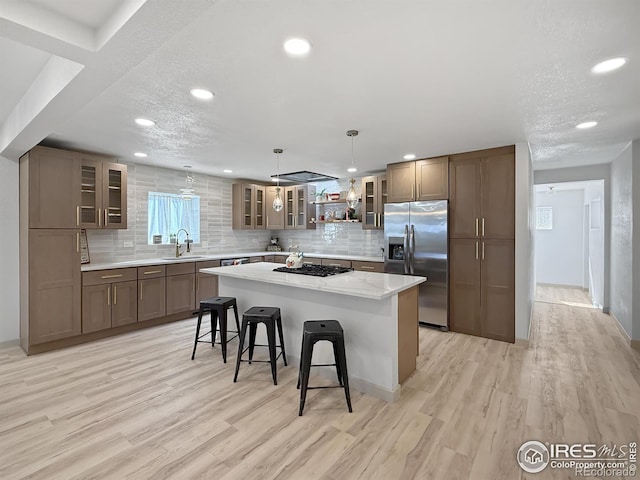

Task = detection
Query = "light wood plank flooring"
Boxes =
[1,291,639,480]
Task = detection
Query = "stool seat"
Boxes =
[191,296,240,363]
[298,320,352,416]
[234,306,287,385]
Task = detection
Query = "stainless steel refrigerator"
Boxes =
[384,200,448,330]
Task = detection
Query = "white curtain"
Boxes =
[148,192,200,244]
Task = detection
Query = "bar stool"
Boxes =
[191,296,240,363]
[233,306,288,385]
[297,320,353,416]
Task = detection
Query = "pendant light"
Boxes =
[345,130,359,208]
[180,165,195,200]
[273,148,284,212]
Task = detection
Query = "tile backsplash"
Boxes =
[86,164,384,264]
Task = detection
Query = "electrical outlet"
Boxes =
[124,241,134,247]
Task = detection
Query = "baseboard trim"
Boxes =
[0,339,20,348]
[608,311,636,351]
[287,353,401,403]
[536,282,584,289]
[631,340,640,351]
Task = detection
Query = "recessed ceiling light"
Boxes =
[190,88,214,100]
[403,153,416,160]
[347,167,358,173]
[591,57,627,74]
[576,121,598,129]
[135,118,156,127]
[134,152,147,158]
[284,37,311,56]
[223,169,233,173]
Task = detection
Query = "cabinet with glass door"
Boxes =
[361,174,387,230]
[80,156,128,229]
[284,185,316,229]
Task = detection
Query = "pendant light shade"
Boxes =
[180,165,195,200]
[273,148,284,212]
[346,178,358,209]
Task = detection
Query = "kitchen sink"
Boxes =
[161,256,207,261]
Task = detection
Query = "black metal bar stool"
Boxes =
[297,320,353,416]
[233,306,287,385]
[191,296,240,363]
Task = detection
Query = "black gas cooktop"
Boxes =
[273,264,353,277]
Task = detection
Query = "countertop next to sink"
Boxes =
[81,251,384,272]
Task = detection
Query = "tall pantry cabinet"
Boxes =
[448,145,515,343]
[20,146,127,354]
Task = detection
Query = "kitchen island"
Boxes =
[200,262,426,401]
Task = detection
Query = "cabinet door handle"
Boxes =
[140,284,143,300]
[475,218,479,237]
[104,209,108,226]
[418,183,421,199]
[143,270,162,275]
[361,266,375,270]
[98,208,102,227]
[411,184,414,200]
[76,206,80,226]
[481,218,485,237]
[113,285,117,305]
[101,274,123,279]
[475,241,479,260]
[107,286,111,306]
[192,277,195,292]
[76,232,80,252]
[266,217,269,228]
[482,241,485,260]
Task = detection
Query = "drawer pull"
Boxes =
[101,274,123,279]
[143,270,162,275]
[328,263,343,267]
[113,285,117,305]
[360,266,375,270]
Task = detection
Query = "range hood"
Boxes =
[272,170,338,183]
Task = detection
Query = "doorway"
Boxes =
[534,180,605,309]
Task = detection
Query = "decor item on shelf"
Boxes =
[273,148,284,212]
[346,129,358,173]
[314,188,327,201]
[346,178,358,209]
[266,235,282,252]
[180,165,195,199]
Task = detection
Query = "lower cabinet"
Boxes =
[449,238,515,342]
[321,258,352,268]
[166,263,196,315]
[196,260,219,303]
[352,260,384,272]
[138,265,166,322]
[82,268,138,333]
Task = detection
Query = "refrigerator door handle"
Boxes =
[409,224,415,275]
[403,224,409,274]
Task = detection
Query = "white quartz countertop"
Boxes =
[81,251,383,272]
[201,262,425,300]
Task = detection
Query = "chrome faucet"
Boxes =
[175,228,191,257]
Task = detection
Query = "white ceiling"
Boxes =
[1,0,639,183]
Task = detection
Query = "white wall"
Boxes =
[632,139,640,341]
[585,181,605,307]
[515,142,534,341]
[0,156,20,343]
[535,189,585,286]
[534,164,611,311]
[610,143,633,337]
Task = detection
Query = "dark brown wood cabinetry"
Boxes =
[361,174,387,230]
[448,145,515,343]
[196,260,220,303]
[387,156,448,203]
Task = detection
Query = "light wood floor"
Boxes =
[1,291,639,480]
[535,284,598,308]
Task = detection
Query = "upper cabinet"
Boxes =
[387,156,449,203]
[23,146,127,230]
[265,186,285,230]
[25,146,82,229]
[284,185,315,230]
[449,146,515,239]
[232,184,266,230]
[80,156,128,229]
[361,174,387,230]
